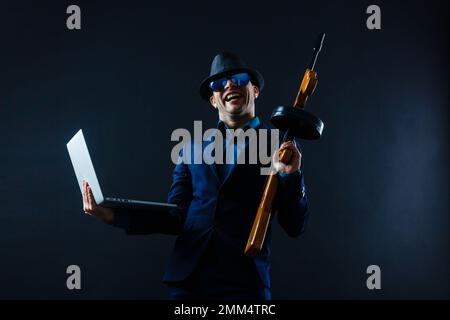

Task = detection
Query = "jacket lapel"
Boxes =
[202,129,221,183]
[220,125,260,185]
[202,119,265,186]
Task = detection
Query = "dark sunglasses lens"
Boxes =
[209,73,250,91]
[209,77,227,91]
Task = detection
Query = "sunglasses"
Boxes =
[209,72,250,92]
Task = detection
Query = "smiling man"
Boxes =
[82,52,309,300]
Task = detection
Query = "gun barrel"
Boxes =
[309,32,326,71]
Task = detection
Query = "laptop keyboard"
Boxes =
[107,197,131,203]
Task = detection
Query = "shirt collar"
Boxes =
[217,116,261,133]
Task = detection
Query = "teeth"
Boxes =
[226,93,241,101]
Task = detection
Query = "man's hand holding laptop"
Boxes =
[82,180,114,224]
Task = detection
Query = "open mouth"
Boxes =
[224,92,243,102]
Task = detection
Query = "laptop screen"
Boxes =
[66,129,105,205]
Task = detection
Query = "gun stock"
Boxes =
[244,149,293,257]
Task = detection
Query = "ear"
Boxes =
[254,85,260,99]
[209,95,218,109]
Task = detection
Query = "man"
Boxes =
[82,52,309,299]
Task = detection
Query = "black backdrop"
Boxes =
[0,0,448,299]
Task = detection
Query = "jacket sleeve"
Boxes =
[111,151,193,235]
[274,144,309,237]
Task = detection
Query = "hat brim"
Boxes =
[199,67,265,102]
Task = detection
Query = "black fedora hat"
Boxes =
[199,52,264,102]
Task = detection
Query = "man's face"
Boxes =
[209,78,259,117]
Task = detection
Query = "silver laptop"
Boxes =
[66,129,177,211]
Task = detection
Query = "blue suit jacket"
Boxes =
[113,119,309,288]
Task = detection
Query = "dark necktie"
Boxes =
[216,130,238,183]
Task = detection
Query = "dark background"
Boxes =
[0,0,448,299]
